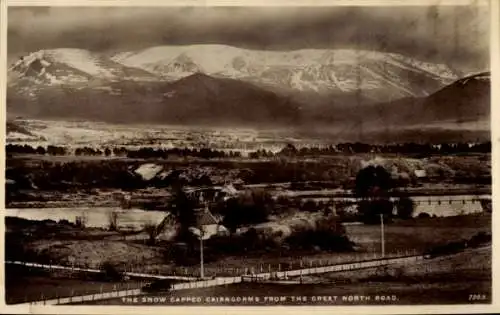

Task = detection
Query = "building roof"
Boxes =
[414,169,427,178]
[195,208,219,226]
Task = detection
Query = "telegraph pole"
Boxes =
[200,231,204,279]
[380,213,385,258]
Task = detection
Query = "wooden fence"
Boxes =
[16,249,424,305]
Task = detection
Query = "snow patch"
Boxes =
[113,45,458,96]
[45,49,115,78]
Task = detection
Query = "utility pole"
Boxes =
[200,231,204,279]
[380,213,385,258]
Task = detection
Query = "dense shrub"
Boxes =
[418,212,431,219]
[285,217,354,251]
[206,228,279,256]
[301,199,320,212]
[100,261,124,281]
[220,189,273,233]
[424,232,491,259]
[285,229,353,251]
[424,240,467,258]
[468,232,492,248]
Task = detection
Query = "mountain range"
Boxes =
[6,45,490,141]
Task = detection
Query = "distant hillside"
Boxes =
[6,46,489,142]
[311,72,490,129]
[7,73,302,127]
[6,121,33,136]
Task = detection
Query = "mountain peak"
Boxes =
[8,48,158,86]
[112,44,461,102]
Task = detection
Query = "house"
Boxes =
[414,169,427,178]
[192,207,229,239]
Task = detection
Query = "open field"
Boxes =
[4,264,145,304]
[6,119,313,154]
[79,246,491,305]
[5,213,490,277]
[310,245,491,285]
[345,214,491,252]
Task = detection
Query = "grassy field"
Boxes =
[4,265,145,304]
[5,213,491,304]
[81,246,491,305]
[345,214,491,252]
[5,213,490,279]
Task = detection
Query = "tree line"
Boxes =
[5,144,242,159]
[6,141,491,159]
[273,141,491,157]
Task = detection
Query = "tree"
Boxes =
[221,189,271,233]
[108,211,119,231]
[357,199,393,224]
[144,222,159,245]
[301,199,318,212]
[355,166,393,224]
[279,143,298,157]
[355,165,392,198]
[169,184,197,242]
[395,196,416,220]
[35,146,46,155]
[285,216,354,251]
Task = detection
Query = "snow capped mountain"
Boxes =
[8,48,158,87]
[7,45,486,135]
[456,72,490,85]
[112,44,461,100]
[8,45,462,104]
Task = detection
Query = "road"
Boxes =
[17,252,424,305]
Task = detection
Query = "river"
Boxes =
[5,194,490,229]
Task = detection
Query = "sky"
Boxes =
[8,5,490,73]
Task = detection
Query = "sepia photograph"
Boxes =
[2,1,494,309]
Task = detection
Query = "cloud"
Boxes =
[8,6,490,72]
